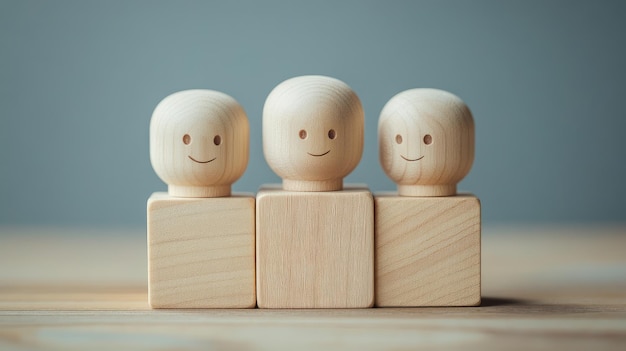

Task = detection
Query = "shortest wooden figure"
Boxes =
[256,75,374,308]
[375,88,481,307]
[147,90,255,308]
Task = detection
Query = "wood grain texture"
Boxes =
[256,185,374,308]
[263,75,364,192]
[378,88,474,196]
[147,192,256,308]
[150,89,249,198]
[375,192,481,306]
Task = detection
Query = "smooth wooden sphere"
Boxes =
[150,90,249,197]
[263,75,364,191]
[378,88,474,197]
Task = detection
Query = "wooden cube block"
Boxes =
[147,192,256,308]
[374,193,481,307]
[256,185,374,308]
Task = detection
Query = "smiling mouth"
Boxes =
[307,150,330,157]
[401,155,424,162]
[188,156,217,163]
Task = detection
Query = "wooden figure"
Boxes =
[256,75,374,308]
[375,88,481,307]
[147,89,256,308]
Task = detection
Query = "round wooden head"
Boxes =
[263,75,364,191]
[150,90,249,197]
[378,88,474,196]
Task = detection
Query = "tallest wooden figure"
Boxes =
[256,75,374,308]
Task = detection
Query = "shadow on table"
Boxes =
[480,297,528,307]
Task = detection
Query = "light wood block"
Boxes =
[256,185,374,308]
[374,192,481,307]
[147,192,256,308]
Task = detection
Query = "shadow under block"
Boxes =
[256,185,374,308]
[147,192,256,308]
[374,193,481,307]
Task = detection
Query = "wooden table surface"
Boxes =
[1,225,625,350]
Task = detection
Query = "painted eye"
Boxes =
[299,130,307,139]
[395,134,403,144]
[423,134,432,145]
[328,129,336,139]
[183,134,191,145]
[214,135,221,145]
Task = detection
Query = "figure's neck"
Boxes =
[168,184,231,198]
[282,179,343,192]
[397,184,456,197]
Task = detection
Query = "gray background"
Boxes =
[1,0,625,228]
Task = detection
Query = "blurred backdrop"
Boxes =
[1,0,625,228]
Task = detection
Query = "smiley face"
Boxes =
[183,133,220,163]
[270,113,349,180]
[299,128,336,157]
[394,133,432,162]
[378,88,474,188]
[156,116,231,185]
[379,117,441,185]
[150,90,249,192]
